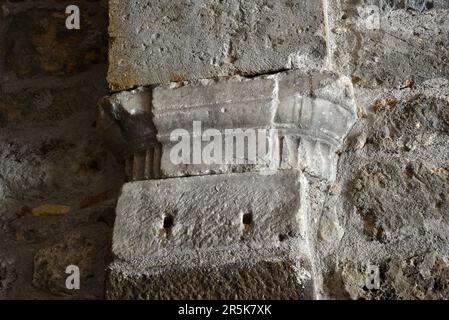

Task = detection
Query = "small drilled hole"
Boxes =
[242,213,252,226]
[163,215,174,229]
[88,160,100,170]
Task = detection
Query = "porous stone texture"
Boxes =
[32,232,105,297]
[107,0,328,90]
[108,171,314,299]
[314,79,449,299]
[108,253,312,300]
[327,0,449,88]
[0,0,124,299]
[311,1,449,299]
[102,71,357,298]
[103,0,449,300]
[340,251,449,300]
[113,172,305,259]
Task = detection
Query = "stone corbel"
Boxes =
[99,69,357,299]
[99,70,357,182]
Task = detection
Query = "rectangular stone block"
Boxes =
[113,171,305,260]
[109,171,314,299]
[108,0,328,90]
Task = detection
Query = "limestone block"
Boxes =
[99,70,357,181]
[109,171,314,299]
[108,0,328,90]
[152,76,277,177]
[113,172,305,260]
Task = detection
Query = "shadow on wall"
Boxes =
[0,0,124,299]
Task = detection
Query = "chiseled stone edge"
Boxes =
[99,70,357,182]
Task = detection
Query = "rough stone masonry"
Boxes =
[0,0,448,300]
[101,0,449,299]
[0,0,123,299]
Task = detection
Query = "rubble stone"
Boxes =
[327,0,449,87]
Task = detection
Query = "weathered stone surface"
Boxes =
[345,84,449,243]
[0,2,108,128]
[33,233,96,296]
[0,66,108,127]
[113,172,305,260]
[0,116,120,200]
[3,0,449,301]
[341,251,449,299]
[109,170,316,299]
[0,0,123,300]
[108,0,328,90]
[0,257,17,298]
[315,80,449,299]
[327,0,449,87]
[276,72,357,180]
[100,70,357,181]
[108,253,312,300]
[1,3,107,80]
[380,0,449,11]
[31,226,113,298]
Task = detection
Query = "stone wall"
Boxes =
[319,0,449,299]
[0,0,448,299]
[0,0,123,299]
[103,0,449,300]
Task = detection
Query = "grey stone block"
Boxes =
[108,171,315,299]
[113,171,305,260]
[108,0,328,90]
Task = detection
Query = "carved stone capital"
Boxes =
[99,70,357,182]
